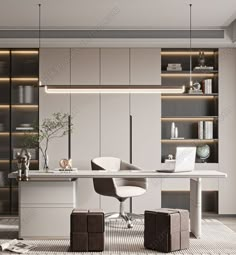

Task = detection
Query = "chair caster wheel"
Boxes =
[127,220,133,229]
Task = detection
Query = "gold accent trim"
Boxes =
[0,132,9,136]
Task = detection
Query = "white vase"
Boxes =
[171,122,175,138]
[174,127,178,138]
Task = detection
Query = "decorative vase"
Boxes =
[171,122,175,139]
[174,127,178,138]
[43,154,49,172]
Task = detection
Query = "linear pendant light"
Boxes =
[39,5,185,94]
[43,85,185,94]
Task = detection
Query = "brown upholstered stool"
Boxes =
[70,209,104,252]
[144,209,189,253]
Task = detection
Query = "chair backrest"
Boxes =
[91,157,147,198]
[92,157,121,171]
[91,157,120,197]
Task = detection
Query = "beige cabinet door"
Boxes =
[71,93,100,209]
[100,48,130,212]
[219,49,236,214]
[71,48,99,85]
[130,48,162,212]
[70,48,100,208]
[40,48,70,85]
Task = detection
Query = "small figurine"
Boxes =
[16,149,31,181]
[59,158,72,171]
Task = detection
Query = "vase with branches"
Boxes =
[23,112,72,171]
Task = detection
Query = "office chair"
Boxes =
[91,157,147,228]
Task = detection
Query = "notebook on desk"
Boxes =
[158,147,196,173]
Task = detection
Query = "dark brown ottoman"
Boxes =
[144,208,189,253]
[70,209,104,252]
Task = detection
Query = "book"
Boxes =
[204,79,212,94]
[194,66,214,71]
[0,239,35,254]
[198,121,204,139]
[204,121,213,139]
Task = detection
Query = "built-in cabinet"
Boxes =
[39,47,234,215]
[40,48,162,213]
[0,49,39,215]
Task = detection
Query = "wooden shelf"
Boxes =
[161,51,216,56]
[161,139,218,143]
[0,78,10,82]
[0,105,10,109]
[11,78,38,82]
[12,105,38,109]
[0,132,9,136]
[0,159,9,163]
[161,116,218,121]
[12,159,38,163]
[161,72,217,77]
[12,132,38,136]
[161,94,218,99]
[11,50,38,55]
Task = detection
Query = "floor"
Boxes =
[204,214,236,232]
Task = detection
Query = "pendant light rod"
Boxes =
[38,3,41,86]
[189,3,192,87]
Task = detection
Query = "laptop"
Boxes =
[158,147,196,173]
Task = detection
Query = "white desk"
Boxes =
[9,170,226,239]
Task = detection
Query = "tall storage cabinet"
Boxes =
[130,48,162,213]
[0,49,39,215]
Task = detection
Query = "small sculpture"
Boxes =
[16,149,31,181]
[198,51,205,67]
[59,158,72,171]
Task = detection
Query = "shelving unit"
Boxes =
[161,48,219,164]
[0,49,39,215]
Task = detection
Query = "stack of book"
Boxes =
[198,121,213,139]
[193,66,214,71]
[15,123,34,131]
[167,63,182,71]
[203,79,212,94]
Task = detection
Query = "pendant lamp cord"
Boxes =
[38,3,41,86]
[68,49,72,159]
[189,3,192,87]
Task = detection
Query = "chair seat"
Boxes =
[116,186,146,199]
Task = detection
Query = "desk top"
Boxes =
[8,170,227,181]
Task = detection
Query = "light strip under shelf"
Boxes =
[161,51,215,56]
[0,51,10,54]
[161,117,217,121]
[161,139,218,143]
[11,78,39,82]
[12,105,39,109]
[11,50,38,55]
[43,85,185,94]
[0,78,10,82]
[161,73,215,78]
[161,95,217,99]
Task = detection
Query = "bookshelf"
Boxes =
[161,48,219,164]
[0,49,39,215]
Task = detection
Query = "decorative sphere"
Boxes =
[196,144,210,160]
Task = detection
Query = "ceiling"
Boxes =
[1,0,236,30]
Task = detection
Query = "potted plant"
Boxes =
[23,112,72,171]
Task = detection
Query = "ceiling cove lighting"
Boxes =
[43,85,186,94]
